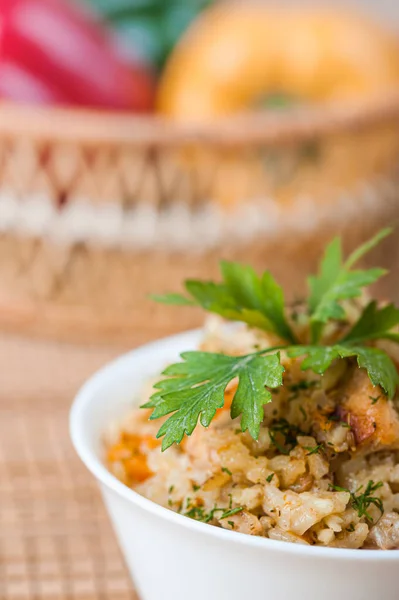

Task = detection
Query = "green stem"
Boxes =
[249,345,289,357]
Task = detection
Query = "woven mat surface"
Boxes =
[0,334,141,600]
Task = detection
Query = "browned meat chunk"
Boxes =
[339,368,399,450]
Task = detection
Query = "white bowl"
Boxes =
[70,329,399,600]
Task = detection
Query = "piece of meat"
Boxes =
[338,368,399,450]
[366,512,399,549]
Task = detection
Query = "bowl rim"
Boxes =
[70,328,399,562]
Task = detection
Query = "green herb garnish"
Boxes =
[369,395,381,405]
[266,473,275,483]
[268,419,304,455]
[287,344,398,399]
[184,506,209,521]
[220,507,244,519]
[144,351,284,450]
[287,379,320,401]
[343,301,399,345]
[307,228,390,343]
[288,380,320,393]
[152,260,296,342]
[330,480,384,523]
[184,503,243,523]
[304,443,324,456]
[145,229,399,450]
[351,481,384,522]
[221,467,232,476]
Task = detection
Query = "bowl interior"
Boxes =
[70,327,399,561]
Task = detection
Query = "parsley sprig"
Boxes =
[145,228,399,450]
[307,228,391,343]
[287,344,399,399]
[143,349,284,449]
[152,260,296,343]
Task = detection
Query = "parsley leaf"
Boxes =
[343,300,399,344]
[220,262,295,342]
[143,350,284,450]
[152,261,296,343]
[307,229,391,343]
[145,228,399,449]
[308,237,342,315]
[288,344,399,398]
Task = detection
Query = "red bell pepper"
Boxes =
[0,0,156,111]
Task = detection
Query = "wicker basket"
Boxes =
[0,96,399,345]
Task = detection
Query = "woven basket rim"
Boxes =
[1,92,399,146]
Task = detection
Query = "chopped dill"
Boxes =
[369,395,381,405]
[184,502,243,523]
[220,507,244,519]
[330,480,384,523]
[351,481,384,522]
[304,443,323,456]
[288,380,320,393]
[221,467,232,476]
[269,419,304,455]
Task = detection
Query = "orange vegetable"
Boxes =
[107,442,132,462]
[107,430,159,483]
[124,455,154,482]
[143,436,162,450]
[121,431,161,451]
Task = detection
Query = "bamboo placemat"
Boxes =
[0,333,142,600]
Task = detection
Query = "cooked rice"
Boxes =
[105,317,399,549]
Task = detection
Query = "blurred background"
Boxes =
[1,0,399,598]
